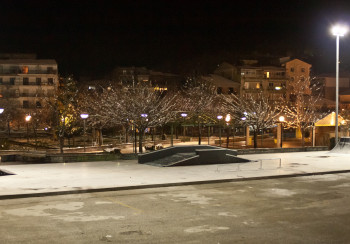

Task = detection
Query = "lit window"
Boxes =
[265,72,270,78]
[22,66,28,74]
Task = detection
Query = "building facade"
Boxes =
[213,57,312,100]
[0,57,58,113]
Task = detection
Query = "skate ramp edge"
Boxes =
[138,145,250,167]
[330,137,350,154]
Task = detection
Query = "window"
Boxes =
[0,78,3,84]
[269,82,274,87]
[228,87,234,94]
[48,78,54,85]
[301,68,305,72]
[36,101,42,108]
[10,78,15,85]
[290,67,294,72]
[265,72,270,78]
[47,67,54,74]
[217,87,222,94]
[23,101,29,108]
[36,78,41,85]
[23,77,29,85]
[22,66,28,74]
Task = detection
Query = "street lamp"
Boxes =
[25,115,31,143]
[332,24,348,143]
[225,114,231,148]
[0,108,4,114]
[217,115,223,147]
[279,116,285,148]
[80,113,89,152]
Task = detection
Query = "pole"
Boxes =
[26,122,29,143]
[208,126,210,145]
[280,123,283,148]
[83,120,86,152]
[219,124,222,147]
[171,123,174,146]
[336,34,339,143]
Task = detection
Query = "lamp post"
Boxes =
[332,24,348,143]
[279,116,285,148]
[80,113,89,152]
[181,113,187,137]
[217,115,223,147]
[225,114,231,148]
[25,115,31,143]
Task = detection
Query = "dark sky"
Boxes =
[1,0,350,79]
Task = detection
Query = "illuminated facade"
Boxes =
[0,55,58,113]
[213,58,311,100]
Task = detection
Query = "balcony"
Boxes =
[0,69,58,75]
[19,93,46,98]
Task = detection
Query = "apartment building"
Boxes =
[109,66,182,91]
[213,57,311,100]
[0,55,58,113]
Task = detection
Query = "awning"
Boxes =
[315,112,346,126]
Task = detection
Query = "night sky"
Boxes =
[1,0,350,79]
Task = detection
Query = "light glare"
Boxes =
[80,113,89,119]
[332,25,348,36]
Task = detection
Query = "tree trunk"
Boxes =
[99,127,103,146]
[33,126,38,150]
[198,122,202,145]
[226,126,230,148]
[59,136,64,154]
[301,127,305,148]
[253,129,258,148]
[7,121,10,136]
[125,125,129,143]
[138,131,144,153]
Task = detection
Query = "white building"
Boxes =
[0,56,58,113]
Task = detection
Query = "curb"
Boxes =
[2,169,350,200]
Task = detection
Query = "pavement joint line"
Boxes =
[2,169,350,200]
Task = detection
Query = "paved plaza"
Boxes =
[0,150,350,199]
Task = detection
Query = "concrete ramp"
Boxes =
[138,145,250,167]
[330,137,350,154]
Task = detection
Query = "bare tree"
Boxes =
[222,93,281,148]
[181,80,219,145]
[46,75,79,153]
[77,83,121,146]
[283,77,325,147]
[117,84,178,153]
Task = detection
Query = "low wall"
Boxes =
[1,152,138,163]
[236,146,328,155]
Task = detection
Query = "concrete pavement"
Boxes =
[1,150,350,199]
